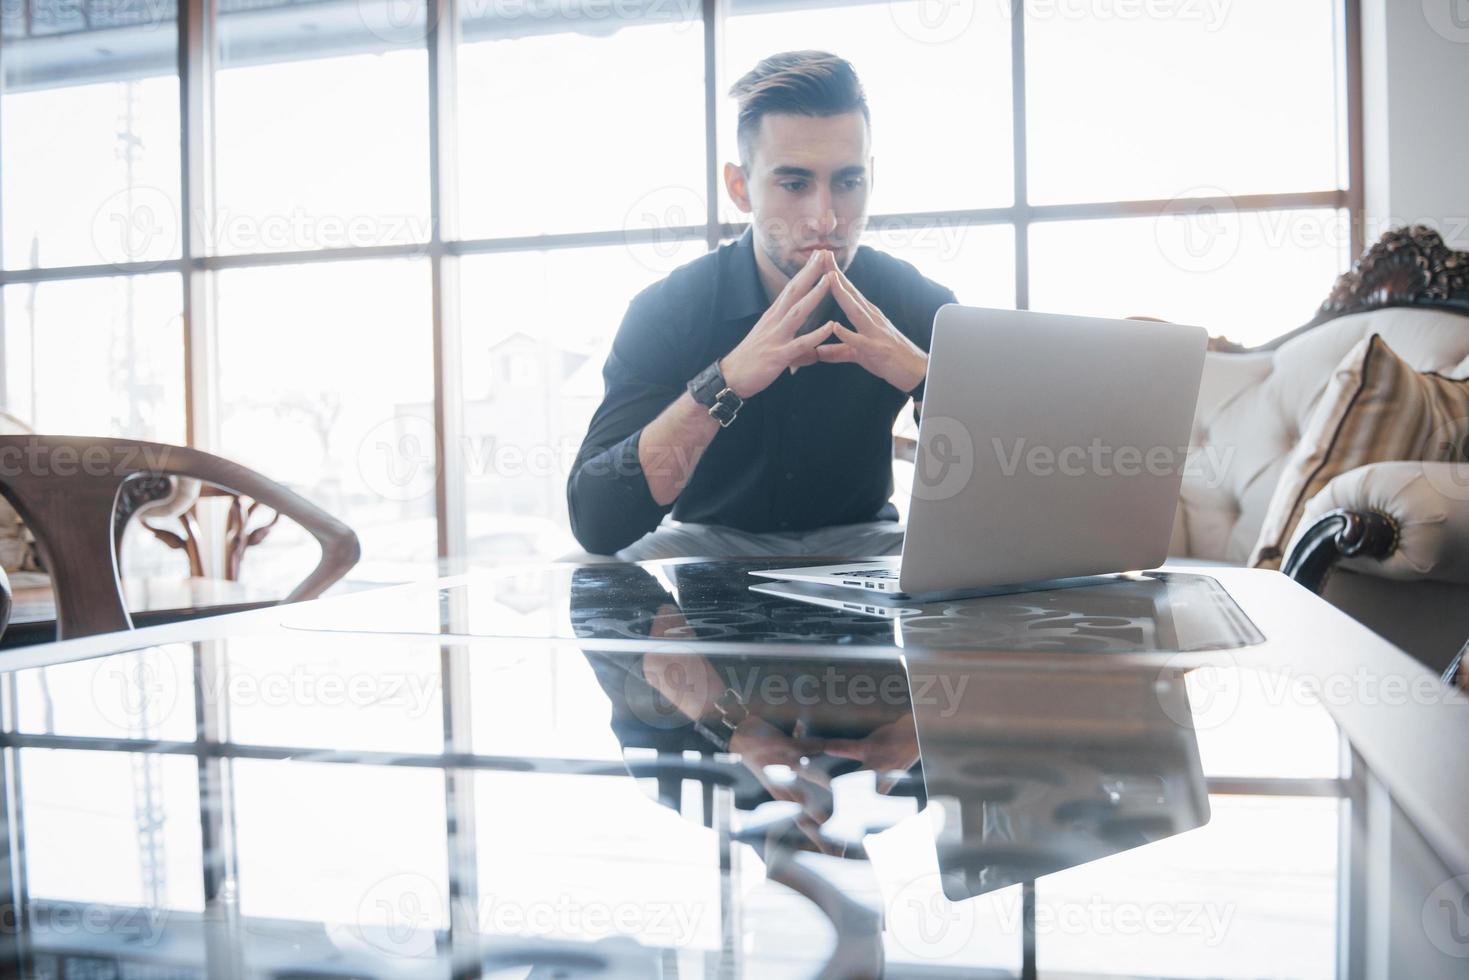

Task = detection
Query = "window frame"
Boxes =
[0,0,1363,562]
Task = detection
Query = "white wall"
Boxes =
[1362,0,1469,248]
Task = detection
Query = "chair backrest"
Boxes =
[1176,227,1469,563]
[0,436,360,639]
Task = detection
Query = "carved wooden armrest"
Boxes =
[0,566,9,641]
[1443,639,1469,694]
[1281,508,1400,594]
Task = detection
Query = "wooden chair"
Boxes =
[0,436,360,639]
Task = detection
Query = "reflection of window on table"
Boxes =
[1,636,1362,977]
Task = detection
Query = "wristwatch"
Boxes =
[691,687,751,753]
[710,687,750,734]
[687,359,744,427]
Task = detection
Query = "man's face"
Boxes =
[730,111,872,280]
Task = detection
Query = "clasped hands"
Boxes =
[729,712,920,856]
[718,248,928,400]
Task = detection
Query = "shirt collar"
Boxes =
[719,227,768,322]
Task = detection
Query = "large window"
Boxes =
[0,0,1359,575]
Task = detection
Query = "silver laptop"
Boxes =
[750,306,1207,600]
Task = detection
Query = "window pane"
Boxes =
[21,748,204,913]
[458,241,707,558]
[15,644,197,742]
[1,2,180,269]
[457,3,704,240]
[1025,0,1342,204]
[214,258,435,581]
[721,0,1013,219]
[213,0,429,255]
[1038,796,1338,978]
[861,221,1016,311]
[1027,209,1350,347]
[1,274,185,441]
[223,635,444,754]
[232,760,446,931]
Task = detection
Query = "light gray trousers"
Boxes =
[614,517,906,562]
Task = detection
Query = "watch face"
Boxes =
[689,363,725,407]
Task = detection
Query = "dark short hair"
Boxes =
[728,51,870,166]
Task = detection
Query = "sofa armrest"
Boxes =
[1445,639,1469,693]
[1283,461,1469,591]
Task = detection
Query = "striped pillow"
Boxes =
[1250,334,1469,569]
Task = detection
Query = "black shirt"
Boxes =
[566,228,958,555]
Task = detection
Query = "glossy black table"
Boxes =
[1,558,1466,979]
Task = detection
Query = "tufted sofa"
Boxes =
[1171,227,1469,673]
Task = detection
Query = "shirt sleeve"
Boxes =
[566,292,690,555]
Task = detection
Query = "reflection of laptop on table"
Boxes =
[750,306,1207,600]
[909,663,1210,900]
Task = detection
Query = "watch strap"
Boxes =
[687,360,727,408]
[688,360,743,427]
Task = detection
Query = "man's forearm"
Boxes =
[639,391,721,507]
[642,649,724,722]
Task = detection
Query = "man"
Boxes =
[568,50,957,559]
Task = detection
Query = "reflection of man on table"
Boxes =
[567,51,957,560]
[571,565,922,854]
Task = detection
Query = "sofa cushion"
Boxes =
[1177,307,1469,563]
[1249,335,1469,568]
